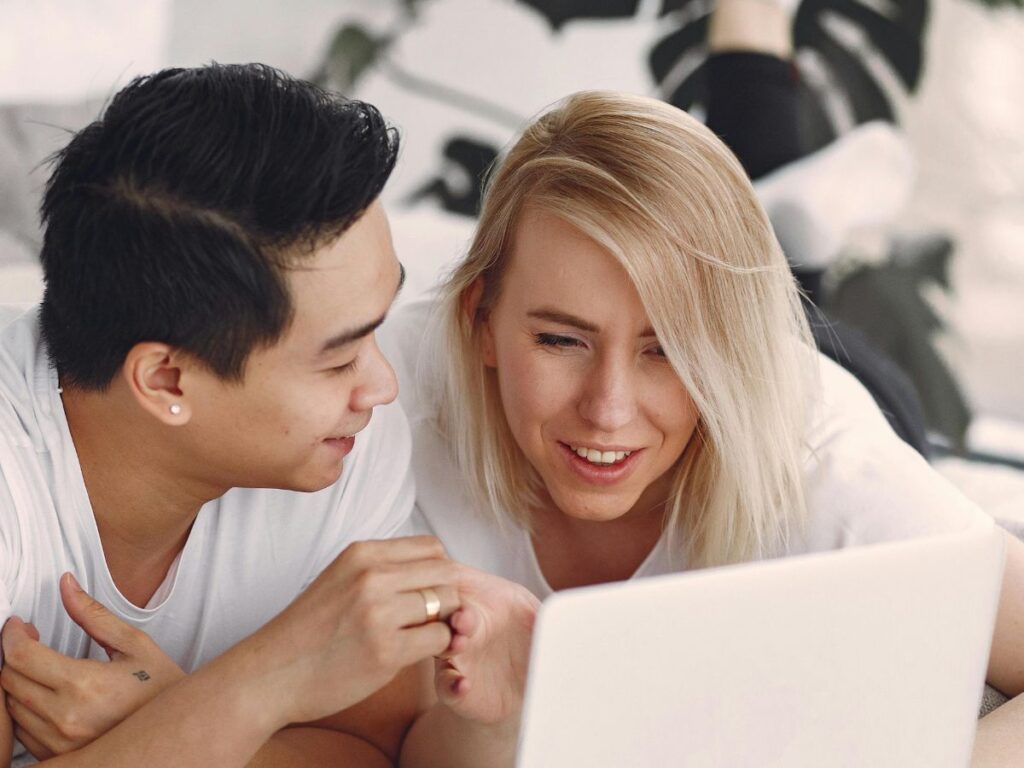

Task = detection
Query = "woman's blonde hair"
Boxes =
[432,90,816,568]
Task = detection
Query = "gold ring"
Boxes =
[419,587,442,623]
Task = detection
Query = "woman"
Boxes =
[390,90,1024,765]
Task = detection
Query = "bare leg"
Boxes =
[708,0,793,58]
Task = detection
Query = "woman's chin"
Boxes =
[546,490,641,524]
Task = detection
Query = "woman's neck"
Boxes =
[529,498,667,591]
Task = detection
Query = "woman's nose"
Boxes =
[576,355,637,433]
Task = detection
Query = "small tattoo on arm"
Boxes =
[132,670,151,682]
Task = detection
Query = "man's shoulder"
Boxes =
[0,306,50,450]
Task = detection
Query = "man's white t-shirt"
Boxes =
[381,299,991,600]
[0,306,414,765]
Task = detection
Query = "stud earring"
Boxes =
[169,404,182,416]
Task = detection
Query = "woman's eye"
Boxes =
[648,345,667,358]
[534,333,582,349]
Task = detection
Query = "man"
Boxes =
[0,63,460,766]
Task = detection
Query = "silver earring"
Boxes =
[169,404,182,416]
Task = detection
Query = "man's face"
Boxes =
[182,202,402,493]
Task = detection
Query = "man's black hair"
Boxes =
[39,62,399,390]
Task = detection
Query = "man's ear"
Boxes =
[121,342,192,425]
[462,278,497,368]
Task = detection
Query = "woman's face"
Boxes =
[479,207,699,523]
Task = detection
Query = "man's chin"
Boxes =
[276,461,346,494]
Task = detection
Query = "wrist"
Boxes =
[443,704,521,749]
[195,630,304,736]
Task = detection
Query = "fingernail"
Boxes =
[64,572,84,592]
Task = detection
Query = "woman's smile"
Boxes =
[479,206,698,524]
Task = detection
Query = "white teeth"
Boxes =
[570,445,632,465]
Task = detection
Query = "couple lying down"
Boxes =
[0,63,1022,768]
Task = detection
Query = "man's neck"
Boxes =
[60,381,224,607]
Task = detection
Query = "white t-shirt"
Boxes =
[380,299,990,600]
[0,306,414,766]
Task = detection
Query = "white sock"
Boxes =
[753,121,915,269]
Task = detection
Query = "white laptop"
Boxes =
[516,524,1005,768]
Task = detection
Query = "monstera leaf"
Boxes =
[515,0,641,31]
[826,234,971,450]
[406,137,500,217]
[650,0,929,148]
[794,0,927,150]
[311,24,392,92]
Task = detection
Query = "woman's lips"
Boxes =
[557,441,643,486]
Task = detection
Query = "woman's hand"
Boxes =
[0,574,185,759]
[435,565,540,725]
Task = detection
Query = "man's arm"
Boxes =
[1,685,13,768]
[2,583,429,766]
[248,662,433,768]
[4,538,456,767]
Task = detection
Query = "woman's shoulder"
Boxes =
[408,417,538,581]
[797,352,989,552]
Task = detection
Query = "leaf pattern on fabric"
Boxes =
[650,0,929,149]
[827,235,971,449]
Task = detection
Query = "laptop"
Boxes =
[516,524,1005,768]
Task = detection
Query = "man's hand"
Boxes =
[0,573,184,759]
[252,536,460,727]
[435,565,540,725]
[0,537,459,767]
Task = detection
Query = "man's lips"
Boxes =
[324,435,356,456]
[326,414,372,443]
[323,417,371,455]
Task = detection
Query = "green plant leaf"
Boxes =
[315,24,390,92]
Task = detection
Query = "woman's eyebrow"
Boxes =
[527,309,598,332]
[527,308,655,337]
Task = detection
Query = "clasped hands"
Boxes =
[1,537,540,760]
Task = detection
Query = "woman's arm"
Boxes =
[401,565,539,768]
[402,701,518,768]
[970,531,1024,766]
[984,532,1024,696]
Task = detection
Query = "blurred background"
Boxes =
[0,0,1022,500]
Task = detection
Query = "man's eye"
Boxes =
[329,357,359,375]
[534,333,582,349]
